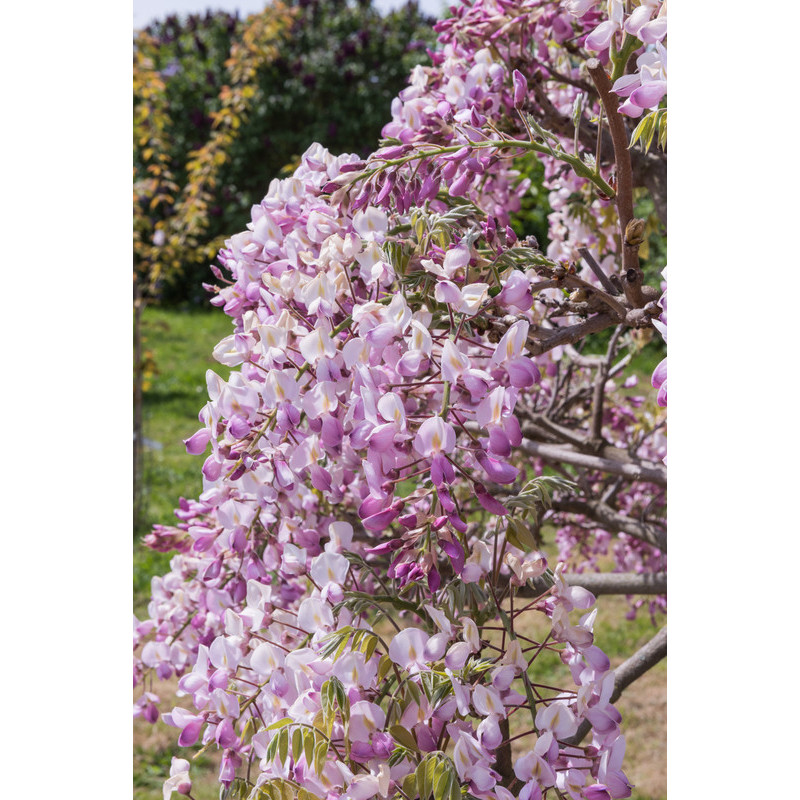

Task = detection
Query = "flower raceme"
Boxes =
[136,1,667,798]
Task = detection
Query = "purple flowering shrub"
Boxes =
[134,2,667,798]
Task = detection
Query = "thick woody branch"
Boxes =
[551,497,666,552]
[529,274,627,319]
[519,437,667,487]
[527,313,619,356]
[612,624,668,700]
[566,626,667,745]
[520,572,666,597]
[568,572,666,595]
[586,58,644,308]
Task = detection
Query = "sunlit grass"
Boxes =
[134,305,233,613]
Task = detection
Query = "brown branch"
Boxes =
[565,626,667,746]
[562,275,628,319]
[519,438,667,487]
[586,58,644,308]
[519,415,589,449]
[577,247,621,296]
[519,572,666,598]
[550,497,666,552]
[568,572,666,595]
[590,325,625,442]
[494,717,514,786]
[527,314,619,356]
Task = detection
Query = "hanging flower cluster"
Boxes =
[134,1,667,798]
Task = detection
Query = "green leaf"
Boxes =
[363,633,378,662]
[657,108,667,150]
[389,724,420,752]
[571,92,585,129]
[292,727,303,763]
[265,717,293,732]
[278,727,289,765]
[303,729,315,769]
[266,734,280,764]
[629,110,660,153]
[416,757,432,800]
[378,654,393,682]
[433,762,450,800]
[331,676,349,722]
[335,633,351,661]
[313,740,328,775]
[406,679,422,706]
[643,113,658,153]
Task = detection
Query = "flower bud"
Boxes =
[624,218,646,246]
[512,69,527,108]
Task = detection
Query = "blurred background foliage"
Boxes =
[134,0,437,306]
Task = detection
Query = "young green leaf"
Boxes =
[389,724,419,752]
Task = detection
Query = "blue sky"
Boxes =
[134,0,446,28]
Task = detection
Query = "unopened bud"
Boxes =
[569,288,588,303]
[524,235,539,250]
[512,69,528,108]
[644,301,661,316]
[624,218,647,247]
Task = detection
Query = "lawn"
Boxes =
[133,304,233,612]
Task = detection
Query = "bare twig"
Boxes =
[578,247,620,296]
[590,325,625,442]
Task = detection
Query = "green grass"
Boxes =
[134,305,233,613]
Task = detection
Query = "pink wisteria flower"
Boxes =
[162,757,192,799]
[613,42,667,117]
[135,3,667,798]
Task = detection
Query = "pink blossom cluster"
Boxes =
[566,0,667,118]
[134,1,667,798]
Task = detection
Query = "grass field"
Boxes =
[133,306,666,800]
[134,305,233,611]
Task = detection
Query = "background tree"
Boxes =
[135,0,437,306]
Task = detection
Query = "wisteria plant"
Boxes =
[134,2,667,799]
